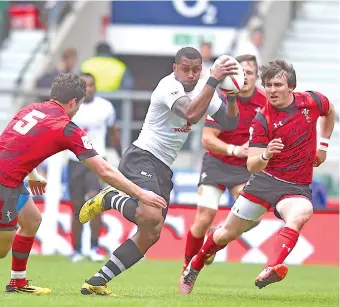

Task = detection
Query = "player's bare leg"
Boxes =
[230,183,261,232]
[180,210,254,294]
[184,184,222,270]
[201,184,261,267]
[255,196,313,289]
[81,200,164,296]
[6,198,51,295]
[180,196,266,294]
[0,230,15,258]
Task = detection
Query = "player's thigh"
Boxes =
[0,184,22,257]
[119,144,173,220]
[229,182,246,199]
[0,229,15,258]
[195,184,222,223]
[276,196,313,224]
[18,196,42,233]
[224,195,267,234]
[197,184,224,210]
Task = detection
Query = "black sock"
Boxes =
[87,239,143,286]
[103,191,138,224]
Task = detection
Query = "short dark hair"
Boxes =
[96,42,113,56]
[50,73,86,104]
[260,59,296,89]
[235,54,258,72]
[79,72,96,84]
[175,47,202,64]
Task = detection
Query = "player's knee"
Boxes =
[148,225,162,246]
[0,250,9,258]
[136,209,163,228]
[20,213,42,235]
[194,210,215,232]
[288,209,313,231]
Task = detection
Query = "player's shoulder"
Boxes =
[295,91,329,106]
[93,96,114,110]
[156,73,184,90]
[62,120,82,137]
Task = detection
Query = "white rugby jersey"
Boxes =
[133,73,222,167]
[69,96,115,160]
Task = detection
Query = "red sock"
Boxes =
[192,228,226,271]
[267,227,299,267]
[10,234,35,288]
[184,230,205,268]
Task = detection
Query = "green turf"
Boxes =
[0,256,338,307]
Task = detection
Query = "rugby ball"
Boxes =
[213,55,245,94]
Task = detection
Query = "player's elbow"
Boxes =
[201,134,211,150]
[186,113,200,125]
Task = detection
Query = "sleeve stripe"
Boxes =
[204,122,222,129]
[77,150,98,161]
[307,91,322,111]
[249,143,268,148]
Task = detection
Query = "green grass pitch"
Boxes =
[0,256,338,307]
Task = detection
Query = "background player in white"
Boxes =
[183,54,266,270]
[68,73,120,262]
[78,47,240,295]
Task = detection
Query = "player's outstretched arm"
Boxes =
[171,59,237,124]
[201,126,246,157]
[82,156,167,209]
[314,103,335,167]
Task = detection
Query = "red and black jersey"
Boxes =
[0,100,98,187]
[249,91,329,184]
[205,88,266,166]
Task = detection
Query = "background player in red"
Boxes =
[179,59,335,294]
[183,54,266,270]
[0,73,166,294]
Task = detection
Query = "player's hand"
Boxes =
[139,190,167,209]
[210,57,238,81]
[233,142,249,158]
[265,138,284,158]
[314,150,327,167]
[28,179,47,196]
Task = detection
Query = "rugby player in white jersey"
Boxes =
[68,73,120,263]
[78,47,240,296]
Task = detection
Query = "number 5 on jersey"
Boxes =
[13,110,46,135]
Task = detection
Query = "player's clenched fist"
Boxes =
[314,149,327,167]
[265,138,284,158]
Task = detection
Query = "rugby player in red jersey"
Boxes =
[179,59,335,294]
[183,55,266,270]
[0,73,166,294]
